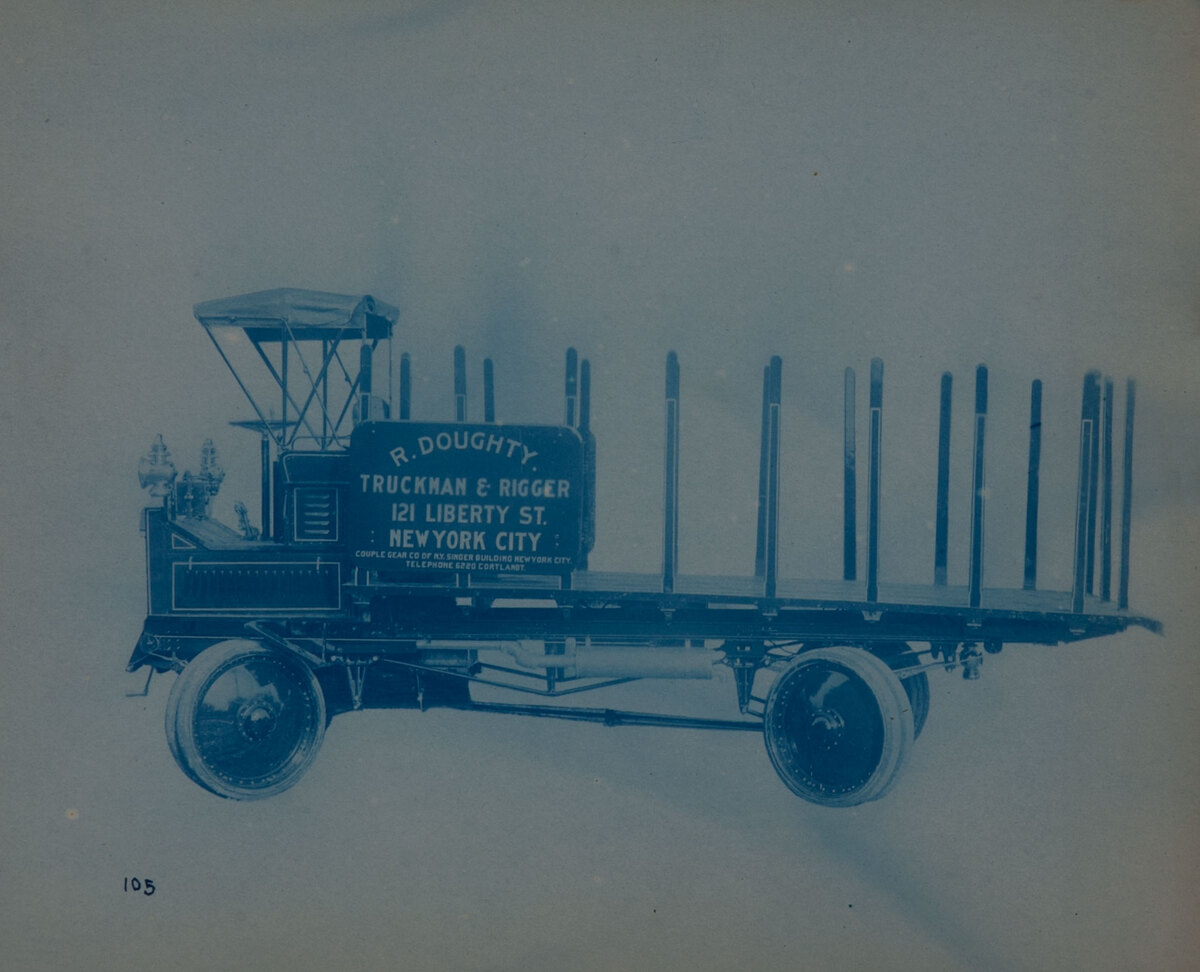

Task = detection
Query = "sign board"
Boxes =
[347,422,584,573]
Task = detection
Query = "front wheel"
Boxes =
[166,639,326,800]
[763,646,914,807]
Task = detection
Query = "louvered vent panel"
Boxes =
[172,562,340,610]
[295,487,338,541]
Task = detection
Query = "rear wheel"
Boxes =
[763,646,914,807]
[166,639,326,800]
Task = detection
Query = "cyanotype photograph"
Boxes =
[2,2,1197,969]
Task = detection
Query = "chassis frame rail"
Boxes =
[451,700,763,731]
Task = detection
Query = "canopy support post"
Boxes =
[260,431,271,541]
[357,344,373,424]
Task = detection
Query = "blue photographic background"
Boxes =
[2,2,1197,969]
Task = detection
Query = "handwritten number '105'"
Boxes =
[124,878,155,895]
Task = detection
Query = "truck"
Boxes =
[127,288,1160,807]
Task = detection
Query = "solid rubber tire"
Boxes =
[763,645,914,807]
[166,639,325,800]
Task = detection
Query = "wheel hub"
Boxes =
[810,707,845,737]
[238,696,280,742]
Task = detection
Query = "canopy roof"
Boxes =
[194,288,399,341]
